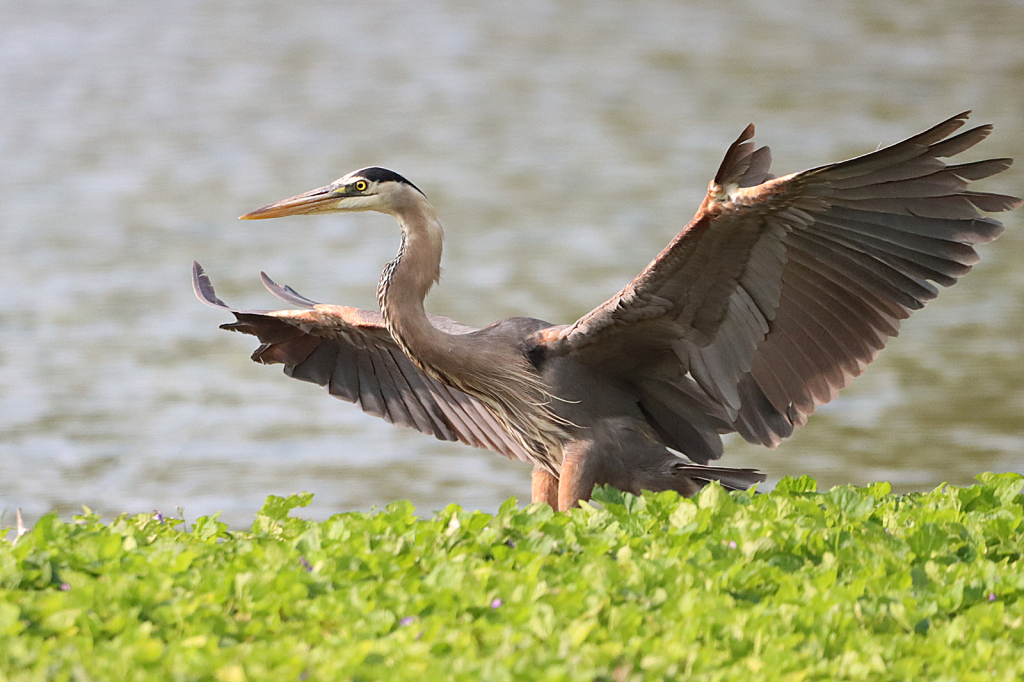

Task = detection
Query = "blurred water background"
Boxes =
[2,0,1022,529]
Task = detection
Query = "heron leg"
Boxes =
[557,441,597,511]
[531,466,559,508]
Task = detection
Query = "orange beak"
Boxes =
[240,184,341,220]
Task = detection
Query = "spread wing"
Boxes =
[192,262,534,463]
[545,112,1020,453]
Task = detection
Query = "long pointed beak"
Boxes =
[240,184,340,220]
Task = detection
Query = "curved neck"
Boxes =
[376,194,454,370]
[375,190,568,458]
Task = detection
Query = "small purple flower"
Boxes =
[400,616,416,626]
[988,593,997,602]
[728,540,737,549]
[298,556,312,572]
[153,510,164,523]
[491,598,503,609]
[59,583,70,591]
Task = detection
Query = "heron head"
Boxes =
[240,167,425,220]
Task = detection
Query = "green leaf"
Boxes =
[668,500,699,531]
[775,475,818,495]
[826,486,875,520]
[0,601,23,636]
[975,472,1024,506]
[908,523,949,560]
[193,514,229,542]
[255,492,315,522]
[591,484,627,508]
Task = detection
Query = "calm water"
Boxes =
[2,0,1023,529]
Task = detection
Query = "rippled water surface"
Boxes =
[3,0,1023,528]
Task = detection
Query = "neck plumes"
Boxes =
[375,191,569,467]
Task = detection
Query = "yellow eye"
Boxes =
[353,180,368,192]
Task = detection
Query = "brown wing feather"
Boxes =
[192,262,534,463]
[545,112,1020,454]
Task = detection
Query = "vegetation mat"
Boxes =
[2,473,1022,681]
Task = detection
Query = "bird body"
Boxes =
[195,112,1019,510]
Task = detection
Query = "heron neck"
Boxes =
[377,193,568,459]
[377,198,455,370]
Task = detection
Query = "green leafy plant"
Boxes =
[2,474,1021,681]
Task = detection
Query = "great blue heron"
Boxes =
[194,112,1019,510]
